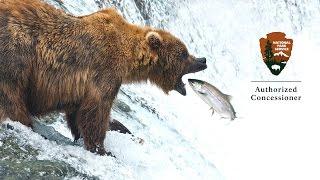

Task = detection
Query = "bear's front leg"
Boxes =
[76,94,112,155]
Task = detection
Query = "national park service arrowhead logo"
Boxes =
[259,32,293,75]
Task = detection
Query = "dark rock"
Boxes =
[39,113,61,125]
[0,132,96,179]
[114,99,131,113]
[133,0,151,24]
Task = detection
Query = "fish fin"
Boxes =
[221,116,236,121]
[209,107,215,116]
[224,94,233,101]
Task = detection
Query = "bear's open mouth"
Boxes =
[175,78,186,96]
[174,57,207,96]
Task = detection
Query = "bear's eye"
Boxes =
[180,51,189,60]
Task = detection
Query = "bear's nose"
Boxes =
[197,57,206,64]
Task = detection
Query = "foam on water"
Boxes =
[2,0,320,179]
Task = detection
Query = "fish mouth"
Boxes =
[175,78,205,96]
[174,79,186,96]
[188,79,205,95]
[188,79,204,86]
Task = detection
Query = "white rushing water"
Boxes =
[3,0,320,179]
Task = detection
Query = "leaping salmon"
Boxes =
[188,79,236,120]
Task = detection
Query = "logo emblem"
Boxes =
[259,32,293,75]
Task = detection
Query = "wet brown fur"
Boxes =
[0,0,200,155]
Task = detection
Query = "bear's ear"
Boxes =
[146,31,162,50]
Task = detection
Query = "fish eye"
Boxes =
[198,90,207,95]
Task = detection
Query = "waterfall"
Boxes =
[1,0,319,179]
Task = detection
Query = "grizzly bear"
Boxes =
[0,0,207,155]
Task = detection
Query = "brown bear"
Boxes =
[0,0,207,155]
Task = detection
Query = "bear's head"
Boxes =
[86,9,206,96]
[145,30,207,96]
